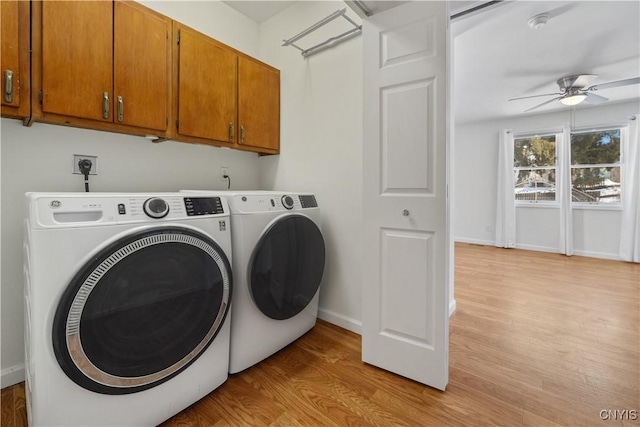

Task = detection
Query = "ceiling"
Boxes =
[453,0,640,124]
[222,1,640,124]
[222,1,294,23]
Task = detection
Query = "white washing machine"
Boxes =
[23,192,233,426]
[182,191,325,374]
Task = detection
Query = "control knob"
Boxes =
[281,195,294,210]
[143,197,169,219]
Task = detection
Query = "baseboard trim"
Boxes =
[1,363,25,389]
[449,299,457,317]
[572,249,621,261]
[318,308,362,335]
[514,243,558,254]
[455,238,621,262]
[454,237,494,246]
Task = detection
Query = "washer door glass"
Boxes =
[52,227,232,395]
[250,215,325,320]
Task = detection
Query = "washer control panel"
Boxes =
[30,193,229,228]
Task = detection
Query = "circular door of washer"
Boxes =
[52,226,232,395]
[249,214,325,320]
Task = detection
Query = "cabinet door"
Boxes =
[238,56,280,153]
[1,0,30,119]
[175,24,237,144]
[114,1,170,131]
[41,1,113,121]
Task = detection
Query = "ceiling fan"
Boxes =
[509,74,640,112]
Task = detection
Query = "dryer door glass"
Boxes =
[250,215,325,320]
[52,227,232,395]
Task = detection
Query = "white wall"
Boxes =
[454,100,639,259]
[139,0,259,56]
[0,1,261,388]
[257,2,364,332]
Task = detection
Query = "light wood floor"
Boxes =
[2,243,639,426]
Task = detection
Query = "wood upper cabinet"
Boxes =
[174,22,280,154]
[238,56,280,153]
[173,22,237,146]
[33,0,171,136]
[24,1,279,153]
[114,1,170,131]
[40,1,112,121]
[1,0,30,119]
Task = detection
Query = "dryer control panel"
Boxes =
[232,194,319,214]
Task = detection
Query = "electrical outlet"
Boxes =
[73,155,98,175]
[220,167,229,181]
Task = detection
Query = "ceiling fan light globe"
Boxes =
[560,94,587,106]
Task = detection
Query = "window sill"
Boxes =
[572,203,622,211]
[515,202,623,211]
[516,202,559,209]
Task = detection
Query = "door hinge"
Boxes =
[38,90,43,104]
[176,31,180,45]
[175,118,179,129]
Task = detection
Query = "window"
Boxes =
[514,134,557,202]
[513,126,624,206]
[570,128,621,204]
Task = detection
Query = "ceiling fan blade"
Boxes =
[571,74,598,88]
[558,74,598,90]
[524,97,562,112]
[583,92,609,105]
[508,93,561,101]
[588,77,640,91]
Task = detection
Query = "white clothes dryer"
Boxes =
[182,191,325,374]
[24,192,233,426]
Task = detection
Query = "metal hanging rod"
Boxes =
[282,8,362,58]
[350,1,372,17]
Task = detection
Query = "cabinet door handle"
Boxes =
[229,122,234,142]
[4,70,14,103]
[117,96,124,123]
[102,92,110,119]
[240,125,245,144]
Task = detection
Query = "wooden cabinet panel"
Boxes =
[175,24,237,144]
[42,1,113,121]
[114,1,170,131]
[173,23,280,153]
[1,0,30,119]
[33,0,171,137]
[1,1,20,107]
[238,56,280,153]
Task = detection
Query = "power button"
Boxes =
[117,203,126,215]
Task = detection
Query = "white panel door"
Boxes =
[362,1,449,390]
